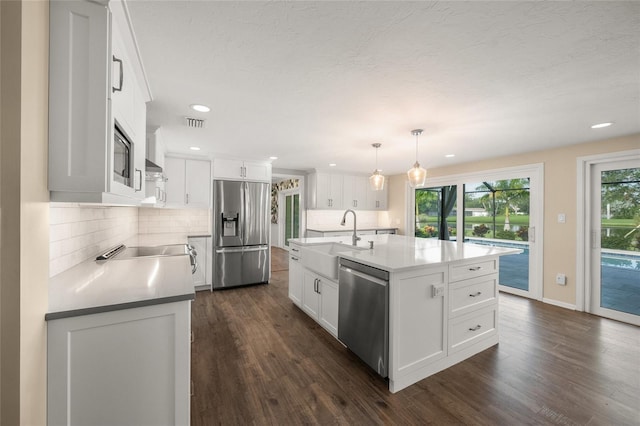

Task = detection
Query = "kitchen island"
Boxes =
[288,234,520,393]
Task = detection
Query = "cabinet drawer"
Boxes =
[449,258,497,282]
[449,307,497,354]
[449,274,497,317]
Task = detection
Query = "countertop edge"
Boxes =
[45,293,195,321]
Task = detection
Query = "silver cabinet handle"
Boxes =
[291,248,299,252]
[290,256,299,262]
[469,291,482,297]
[468,266,482,271]
[468,325,482,331]
[186,193,189,204]
[135,169,142,191]
[112,55,123,92]
[155,186,160,199]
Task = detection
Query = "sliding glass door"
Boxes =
[589,160,639,324]
[463,179,531,293]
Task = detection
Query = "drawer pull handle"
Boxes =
[468,325,482,331]
[291,256,299,261]
[468,266,482,271]
[291,248,299,252]
[469,291,482,297]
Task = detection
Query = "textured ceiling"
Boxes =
[127,1,640,176]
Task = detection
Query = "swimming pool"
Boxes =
[466,238,640,271]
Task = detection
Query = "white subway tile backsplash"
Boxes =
[49,204,211,277]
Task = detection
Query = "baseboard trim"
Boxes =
[542,298,576,311]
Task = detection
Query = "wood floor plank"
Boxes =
[191,246,640,425]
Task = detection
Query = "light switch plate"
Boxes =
[558,213,566,223]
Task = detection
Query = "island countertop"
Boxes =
[288,234,521,272]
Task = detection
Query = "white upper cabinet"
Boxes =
[367,184,388,210]
[165,157,211,209]
[212,158,272,182]
[343,175,368,210]
[49,0,150,204]
[307,172,343,210]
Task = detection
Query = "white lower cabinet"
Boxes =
[301,270,339,337]
[47,301,191,426]
[288,249,303,307]
[289,243,339,337]
[388,257,501,393]
[189,236,212,290]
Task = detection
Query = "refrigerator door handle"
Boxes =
[215,245,268,254]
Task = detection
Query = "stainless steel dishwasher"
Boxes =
[338,258,390,378]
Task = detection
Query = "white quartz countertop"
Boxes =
[289,234,521,272]
[46,234,200,320]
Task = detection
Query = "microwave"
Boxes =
[113,124,133,187]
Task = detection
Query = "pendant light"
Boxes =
[407,129,427,187]
[369,143,385,191]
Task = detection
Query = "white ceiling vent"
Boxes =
[185,117,205,128]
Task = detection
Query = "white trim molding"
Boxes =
[542,298,577,311]
[575,149,640,313]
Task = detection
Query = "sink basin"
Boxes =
[301,243,367,280]
[115,244,190,259]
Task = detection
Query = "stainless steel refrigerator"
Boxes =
[212,180,270,289]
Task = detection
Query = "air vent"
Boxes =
[185,117,205,128]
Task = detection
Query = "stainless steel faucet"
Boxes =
[340,209,361,246]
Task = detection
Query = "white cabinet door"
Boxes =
[185,159,211,208]
[47,302,191,426]
[343,175,368,209]
[318,277,339,336]
[391,267,448,374]
[111,28,136,141]
[49,0,110,195]
[244,161,272,182]
[165,157,211,208]
[164,157,187,206]
[288,253,303,307]
[314,173,343,209]
[213,158,271,182]
[367,185,388,210]
[189,237,207,288]
[302,270,320,318]
[213,158,244,180]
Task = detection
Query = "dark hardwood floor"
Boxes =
[191,247,640,425]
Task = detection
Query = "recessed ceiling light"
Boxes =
[445,154,455,158]
[269,156,278,160]
[190,104,210,113]
[189,146,201,151]
[329,163,337,167]
[591,122,613,129]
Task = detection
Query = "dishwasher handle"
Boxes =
[339,266,388,287]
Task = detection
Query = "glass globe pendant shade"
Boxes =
[369,143,385,191]
[407,161,427,187]
[370,169,385,191]
[407,129,427,187]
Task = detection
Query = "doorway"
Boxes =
[280,189,300,248]
[587,159,639,325]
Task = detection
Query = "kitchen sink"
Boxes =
[301,243,367,280]
[117,244,190,258]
